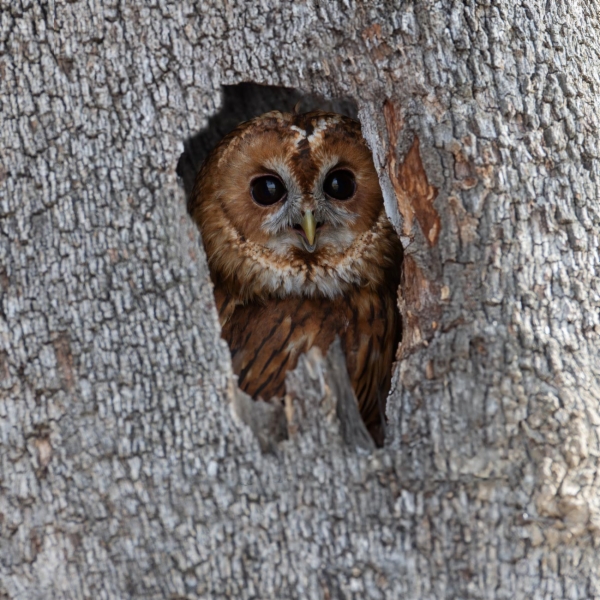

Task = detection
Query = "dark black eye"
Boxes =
[323,170,356,200]
[250,175,287,206]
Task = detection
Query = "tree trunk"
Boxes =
[2,1,599,598]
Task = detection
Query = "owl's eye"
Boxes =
[251,176,287,206]
[323,170,356,200]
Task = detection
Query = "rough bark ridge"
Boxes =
[1,1,599,598]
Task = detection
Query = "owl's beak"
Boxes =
[300,209,317,251]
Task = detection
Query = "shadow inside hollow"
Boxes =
[176,82,358,199]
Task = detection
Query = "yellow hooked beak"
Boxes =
[301,209,317,248]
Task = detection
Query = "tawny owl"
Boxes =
[189,110,402,444]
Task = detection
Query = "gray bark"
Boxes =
[1,1,599,598]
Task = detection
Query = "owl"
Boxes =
[189,110,402,444]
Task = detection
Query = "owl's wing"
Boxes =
[341,287,400,440]
[215,286,399,446]
[219,295,345,402]
[213,287,239,327]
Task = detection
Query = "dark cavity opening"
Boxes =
[180,83,402,450]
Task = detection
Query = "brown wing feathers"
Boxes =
[218,285,400,442]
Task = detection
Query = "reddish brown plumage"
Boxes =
[189,110,403,444]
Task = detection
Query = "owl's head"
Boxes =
[190,110,401,301]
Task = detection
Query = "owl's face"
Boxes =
[191,111,400,300]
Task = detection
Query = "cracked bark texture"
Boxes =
[1,1,600,598]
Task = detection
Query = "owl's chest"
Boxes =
[215,287,399,406]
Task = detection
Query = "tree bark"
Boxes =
[1,1,599,598]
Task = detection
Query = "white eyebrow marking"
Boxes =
[307,117,339,143]
[290,117,340,149]
[289,125,307,144]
